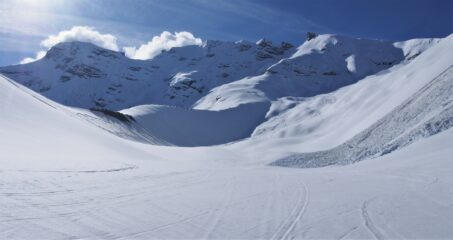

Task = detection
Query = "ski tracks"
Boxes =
[271,179,310,240]
[361,198,385,240]
[202,172,237,239]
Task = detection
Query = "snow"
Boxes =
[253,34,452,152]
[1,34,415,111]
[1,33,453,239]
[394,37,440,60]
[195,34,407,110]
[345,54,356,72]
[169,70,198,86]
[119,102,269,146]
[0,39,294,110]
[272,63,453,167]
[1,76,452,237]
[0,75,155,170]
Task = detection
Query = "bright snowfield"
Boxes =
[1,34,453,239]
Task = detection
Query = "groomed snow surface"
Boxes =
[1,34,453,239]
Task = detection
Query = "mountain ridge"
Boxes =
[0,38,294,110]
[1,34,437,111]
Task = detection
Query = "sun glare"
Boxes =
[18,0,45,7]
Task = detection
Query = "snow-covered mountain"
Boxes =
[0,33,447,150]
[195,35,414,110]
[0,34,431,111]
[0,39,294,110]
[271,36,453,167]
[252,36,447,147]
[1,32,453,239]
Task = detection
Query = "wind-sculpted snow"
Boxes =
[272,64,453,168]
[394,38,440,60]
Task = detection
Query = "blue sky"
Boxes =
[0,0,452,66]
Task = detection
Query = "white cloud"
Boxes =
[124,31,202,60]
[19,27,202,64]
[40,26,119,51]
[20,26,119,64]
[19,51,46,64]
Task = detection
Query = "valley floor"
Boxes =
[2,128,452,239]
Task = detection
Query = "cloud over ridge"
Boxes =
[20,27,202,64]
[20,51,47,64]
[20,26,119,64]
[124,31,203,60]
[41,26,119,51]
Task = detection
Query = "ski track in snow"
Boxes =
[2,165,138,174]
[271,180,310,240]
[361,198,385,240]
[202,172,237,238]
[0,155,453,239]
[338,226,359,240]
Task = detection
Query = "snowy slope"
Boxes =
[194,34,409,110]
[272,63,453,167]
[0,34,446,153]
[0,40,294,110]
[394,37,440,60]
[252,35,451,152]
[0,74,155,170]
[120,102,269,146]
[1,81,452,238]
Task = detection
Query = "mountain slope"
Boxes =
[273,64,453,167]
[1,34,424,112]
[0,33,447,157]
[264,35,453,167]
[0,74,153,170]
[0,40,294,110]
[1,80,453,238]
[252,35,449,150]
[194,34,412,110]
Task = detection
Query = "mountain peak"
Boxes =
[256,38,273,47]
[44,41,124,61]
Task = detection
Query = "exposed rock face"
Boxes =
[307,32,318,41]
